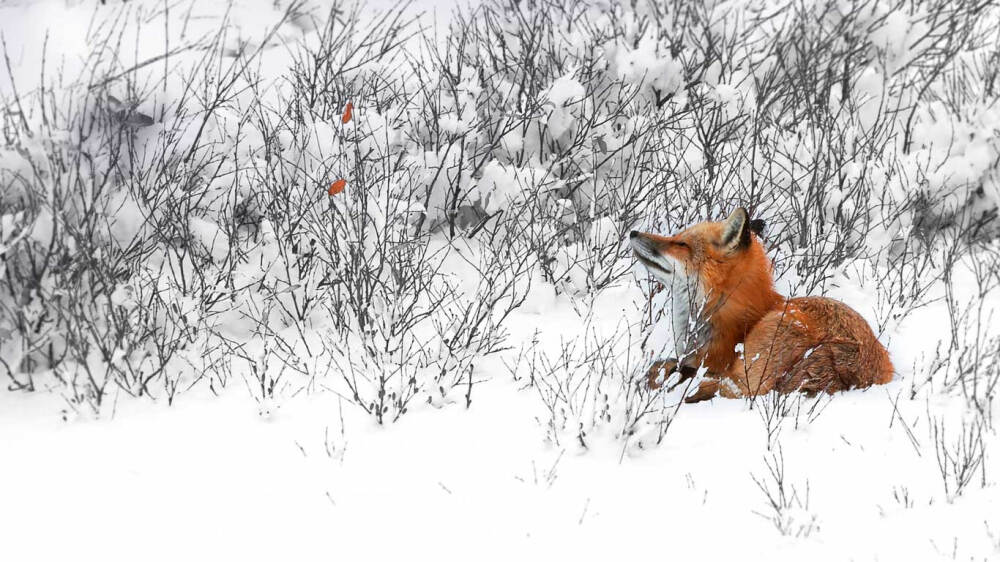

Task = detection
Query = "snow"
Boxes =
[609,36,684,97]
[547,72,586,107]
[3,347,997,561]
[472,160,559,213]
[27,209,54,247]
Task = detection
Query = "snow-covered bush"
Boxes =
[1,0,998,444]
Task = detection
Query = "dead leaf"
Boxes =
[328,179,347,196]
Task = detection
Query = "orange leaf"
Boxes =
[328,179,347,196]
[342,102,353,124]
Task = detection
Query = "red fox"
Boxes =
[631,208,893,402]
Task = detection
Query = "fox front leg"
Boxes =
[645,359,699,390]
[684,375,746,403]
[645,359,729,402]
[683,379,720,403]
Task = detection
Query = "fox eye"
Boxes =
[673,240,688,248]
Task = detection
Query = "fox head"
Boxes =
[630,208,775,358]
[630,207,770,297]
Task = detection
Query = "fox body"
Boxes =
[631,208,893,402]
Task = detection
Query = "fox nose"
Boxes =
[630,230,640,239]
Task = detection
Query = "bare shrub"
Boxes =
[931,415,989,501]
[751,446,820,538]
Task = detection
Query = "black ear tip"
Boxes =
[749,219,765,235]
[629,230,639,239]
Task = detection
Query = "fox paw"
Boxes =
[645,359,679,390]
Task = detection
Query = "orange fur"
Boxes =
[633,210,894,401]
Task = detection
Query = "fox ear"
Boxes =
[749,219,765,236]
[721,207,751,251]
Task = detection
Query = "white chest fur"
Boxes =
[667,273,705,356]
[641,252,711,362]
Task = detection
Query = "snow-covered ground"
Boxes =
[2,277,998,561]
[2,0,999,560]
